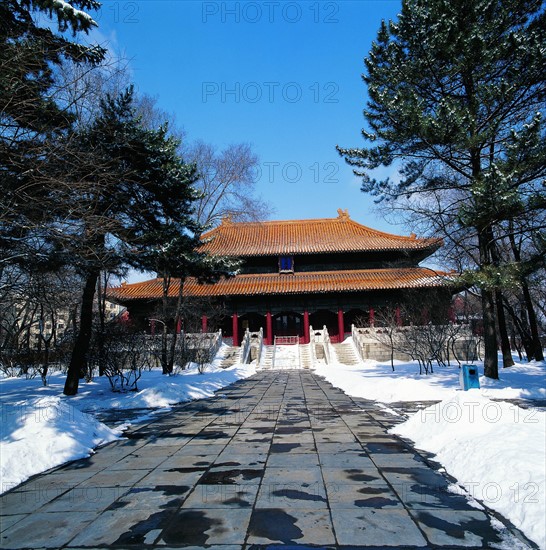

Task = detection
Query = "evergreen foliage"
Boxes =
[338,0,546,378]
[60,88,237,394]
[0,0,105,268]
[1,2,239,393]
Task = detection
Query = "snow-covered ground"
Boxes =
[0,344,256,494]
[273,344,299,369]
[315,347,546,549]
[2,337,545,548]
[314,354,545,403]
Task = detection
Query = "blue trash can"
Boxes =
[459,364,480,390]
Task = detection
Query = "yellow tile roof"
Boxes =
[199,209,441,257]
[109,268,452,301]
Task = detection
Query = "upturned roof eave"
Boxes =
[198,213,443,257]
[108,267,455,302]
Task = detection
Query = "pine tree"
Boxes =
[60,88,237,394]
[0,0,105,268]
[337,0,546,378]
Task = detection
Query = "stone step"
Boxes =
[332,342,360,366]
[299,344,312,369]
[259,344,315,370]
[220,346,241,368]
[260,345,275,369]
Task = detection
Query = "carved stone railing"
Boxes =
[351,323,480,363]
[308,325,316,367]
[253,327,264,364]
[322,325,331,364]
[351,324,366,362]
[185,330,223,359]
[308,325,331,364]
[239,328,252,364]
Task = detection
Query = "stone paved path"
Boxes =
[0,371,536,549]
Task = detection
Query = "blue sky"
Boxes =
[89,1,402,231]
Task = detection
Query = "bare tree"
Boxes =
[380,185,545,365]
[186,141,271,226]
[91,323,146,392]
[151,283,227,374]
[0,267,81,384]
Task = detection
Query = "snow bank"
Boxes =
[76,363,256,411]
[314,360,458,402]
[315,354,545,403]
[0,362,256,494]
[110,364,256,408]
[391,393,546,549]
[315,350,545,547]
[1,397,120,493]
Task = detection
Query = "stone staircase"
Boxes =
[299,344,312,369]
[332,341,361,365]
[314,343,325,361]
[260,345,275,369]
[258,344,314,370]
[220,346,240,368]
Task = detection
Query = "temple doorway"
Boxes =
[273,312,303,338]
[309,309,338,338]
[239,312,265,333]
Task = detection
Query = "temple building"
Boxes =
[109,209,454,345]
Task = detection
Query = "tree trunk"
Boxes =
[487,239,514,369]
[511,326,522,360]
[160,273,172,374]
[97,272,107,376]
[521,281,544,361]
[161,321,169,374]
[167,279,185,373]
[503,299,534,359]
[64,269,99,396]
[481,289,498,378]
[507,224,544,361]
[478,227,498,379]
[495,290,514,368]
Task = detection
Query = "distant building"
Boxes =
[10,299,125,349]
[109,209,455,345]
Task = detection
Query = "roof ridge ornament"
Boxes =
[221,214,233,226]
[337,208,350,220]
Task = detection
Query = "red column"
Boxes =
[232,313,239,347]
[303,310,310,344]
[421,308,429,324]
[395,306,401,327]
[150,319,156,336]
[266,311,273,345]
[176,318,182,334]
[337,308,344,342]
[369,308,375,328]
[202,315,208,333]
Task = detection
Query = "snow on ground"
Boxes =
[392,392,546,549]
[0,349,256,494]
[316,344,546,549]
[1,396,120,494]
[2,336,545,547]
[314,352,545,403]
[273,344,299,369]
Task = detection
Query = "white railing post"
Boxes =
[256,327,263,364]
[211,329,222,359]
[309,324,315,368]
[239,328,252,364]
[322,325,331,364]
[351,323,366,362]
